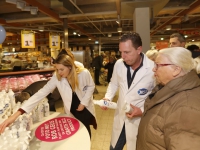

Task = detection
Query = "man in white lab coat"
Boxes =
[102,32,155,150]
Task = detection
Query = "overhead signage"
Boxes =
[49,33,60,49]
[21,30,35,48]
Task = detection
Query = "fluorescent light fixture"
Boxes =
[30,7,38,15]
[16,0,26,9]
[117,27,122,32]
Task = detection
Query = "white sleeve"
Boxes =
[20,75,57,113]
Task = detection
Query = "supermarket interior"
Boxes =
[1,0,200,150]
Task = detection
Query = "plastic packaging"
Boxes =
[93,100,117,109]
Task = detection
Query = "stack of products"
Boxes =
[0,89,50,150]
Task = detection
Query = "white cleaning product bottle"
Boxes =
[93,99,117,109]
[8,89,16,109]
[44,100,50,117]
[123,103,133,113]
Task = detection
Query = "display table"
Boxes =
[29,112,91,150]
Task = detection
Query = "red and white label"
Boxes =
[35,117,80,142]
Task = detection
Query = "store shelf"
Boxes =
[0,68,55,77]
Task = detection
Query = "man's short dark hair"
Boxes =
[15,92,30,103]
[119,31,142,49]
[187,44,199,52]
[170,33,186,43]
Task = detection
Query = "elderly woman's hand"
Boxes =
[126,104,143,119]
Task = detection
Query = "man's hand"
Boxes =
[126,104,142,119]
[76,103,85,111]
[100,98,109,110]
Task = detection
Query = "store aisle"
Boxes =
[55,84,127,150]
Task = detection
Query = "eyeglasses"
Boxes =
[154,63,174,70]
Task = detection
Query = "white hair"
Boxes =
[194,56,200,74]
[146,49,158,61]
[158,47,195,74]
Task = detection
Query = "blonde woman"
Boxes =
[0,54,97,138]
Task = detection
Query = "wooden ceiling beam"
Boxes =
[151,0,200,36]
[0,18,23,27]
[24,0,63,23]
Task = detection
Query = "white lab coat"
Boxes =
[105,54,155,150]
[21,69,96,122]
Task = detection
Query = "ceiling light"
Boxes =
[73,31,77,35]
[77,33,81,36]
[95,41,99,44]
[161,38,164,40]
[88,38,91,40]
[184,35,188,38]
[30,7,38,15]
[16,0,26,9]
[38,26,44,32]
[116,15,121,24]
[192,39,195,41]
[165,25,171,30]
[117,27,122,32]
[108,33,112,37]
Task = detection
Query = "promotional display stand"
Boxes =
[30,112,90,150]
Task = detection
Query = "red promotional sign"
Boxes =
[35,117,80,142]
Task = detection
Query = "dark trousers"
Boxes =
[94,68,100,84]
[110,124,126,150]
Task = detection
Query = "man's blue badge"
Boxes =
[138,88,148,95]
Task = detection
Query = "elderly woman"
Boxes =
[136,47,200,150]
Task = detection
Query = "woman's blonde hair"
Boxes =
[55,54,85,92]
[158,47,194,74]
[146,49,158,61]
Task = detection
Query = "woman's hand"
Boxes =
[76,104,85,111]
[0,111,22,134]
